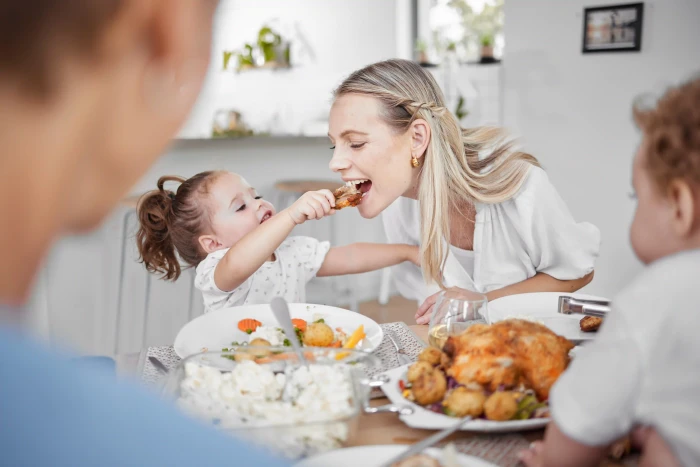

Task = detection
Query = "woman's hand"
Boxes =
[286,190,336,225]
[415,287,474,325]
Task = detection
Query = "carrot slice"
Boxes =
[291,318,307,332]
[237,318,262,333]
[329,340,342,348]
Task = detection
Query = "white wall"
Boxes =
[180,0,400,137]
[502,0,700,299]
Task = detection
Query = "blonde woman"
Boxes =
[328,59,600,324]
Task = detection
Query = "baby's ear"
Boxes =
[667,178,695,237]
[198,235,222,254]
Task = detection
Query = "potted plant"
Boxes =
[257,25,287,68]
[455,95,468,122]
[479,34,495,62]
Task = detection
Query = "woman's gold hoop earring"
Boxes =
[411,156,420,168]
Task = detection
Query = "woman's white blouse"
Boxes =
[382,166,601,303]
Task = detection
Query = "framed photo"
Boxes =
[582,3,644,53]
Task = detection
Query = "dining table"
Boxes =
[114,323,549,467]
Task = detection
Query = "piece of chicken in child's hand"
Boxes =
[333,184,362,210]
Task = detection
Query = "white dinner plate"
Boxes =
[295,445,498,467]
[174,303,383,358]
[380,364,549,433]
[486,292,608,342]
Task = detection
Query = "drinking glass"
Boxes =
[427,288,488,349]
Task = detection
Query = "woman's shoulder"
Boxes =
[505,164,556,207]
[518,164,549,195]
[479,164,559,217]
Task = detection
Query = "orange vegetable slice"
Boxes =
[237,318,262,333]
[291,318,307,332]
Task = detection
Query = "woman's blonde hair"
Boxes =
[334,59,540,288]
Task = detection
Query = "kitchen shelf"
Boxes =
[173,134,328,143]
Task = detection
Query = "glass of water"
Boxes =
[428,288,488,349]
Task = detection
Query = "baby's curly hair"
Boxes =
[633,75,700,192]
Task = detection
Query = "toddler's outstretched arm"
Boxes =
[317,243,419,277]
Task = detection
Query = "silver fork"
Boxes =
[386,328,413,366]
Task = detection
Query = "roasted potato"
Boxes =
[484,391,518,421]
[417,347,443,366]
[580,316,603,332]
[443,386,486,417]
[233,352,255,362]
[249,338,271,347]
[247,338,272,357]
[407,361,434,383]
[412,368,447,405]
[303,322,335,347]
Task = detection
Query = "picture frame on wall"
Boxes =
[582,2,644,53]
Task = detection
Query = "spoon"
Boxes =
[270,296,308,366]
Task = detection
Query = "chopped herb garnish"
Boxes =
[230,341,240,346]
[246,329,253,335]
[222,355,236,361]
[294,327,304,344]
[283,339,292,347]
[221,347,229,352]
[314,318,325,324]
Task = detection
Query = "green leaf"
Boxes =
[222,51,234,70]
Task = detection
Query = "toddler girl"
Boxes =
[136,171,418,312]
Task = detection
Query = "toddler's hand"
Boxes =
[286,190,335,225]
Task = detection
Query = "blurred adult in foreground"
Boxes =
[0,1,285,465]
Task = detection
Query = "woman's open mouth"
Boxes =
[347,179,372,197]
[260,211,273,223]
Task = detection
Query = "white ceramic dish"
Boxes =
[174,303,383,358]
[295,445,498,467]
[380,364,549,433]
[486,292,609,342]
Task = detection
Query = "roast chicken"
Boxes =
[442,319,574,400]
